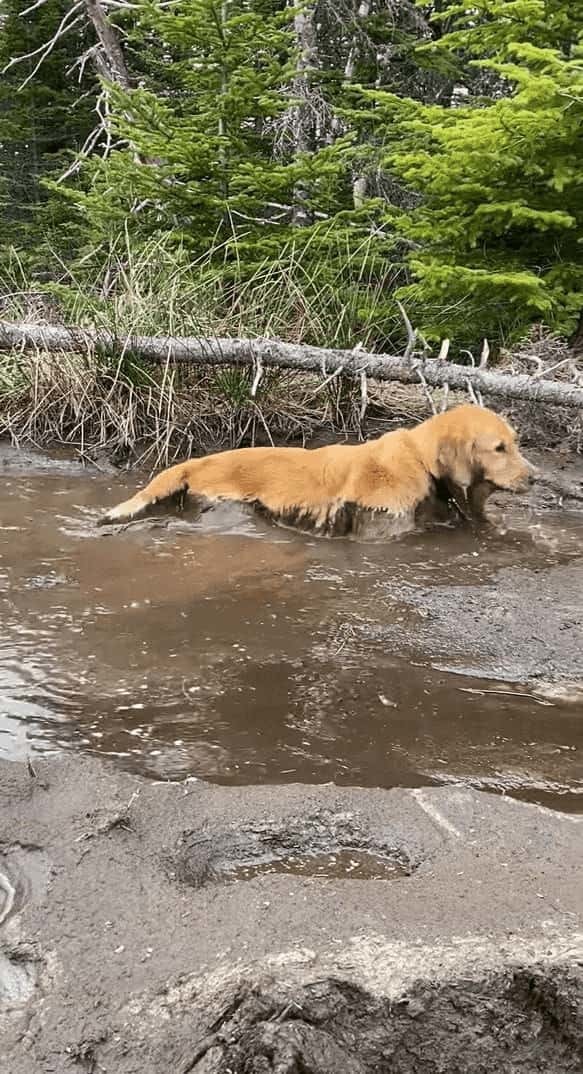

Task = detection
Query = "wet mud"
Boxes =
[0,442,582,808]
[1,756,583,1073]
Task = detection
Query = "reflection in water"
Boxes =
[1,450,583,811]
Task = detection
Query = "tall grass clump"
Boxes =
[0,232,415,466]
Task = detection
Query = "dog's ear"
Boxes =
[437,437,476,491]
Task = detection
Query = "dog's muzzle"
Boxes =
[513,464,538,491]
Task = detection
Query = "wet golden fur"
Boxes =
[100,405,534,534]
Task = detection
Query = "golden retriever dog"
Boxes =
[100,404,534,536]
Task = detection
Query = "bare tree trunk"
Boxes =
[291,3,318,225]
[83,0,160,170]
[84,0,131,89]
[352,174,368,208]
[334,0,371,208]
[344,0,371,82]
[217,0,229,199]
[2,321,583,409]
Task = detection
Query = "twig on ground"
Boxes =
[457,687,554,707]
[75,789,140,842]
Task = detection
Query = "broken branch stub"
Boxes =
[1,321,583,409]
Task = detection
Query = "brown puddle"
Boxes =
[1,444,583,810]
[224,849,407,882]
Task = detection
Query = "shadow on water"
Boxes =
[1,445,583,811]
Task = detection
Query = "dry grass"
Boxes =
[0,243,580,465]
[0,235,421,466]
[0,341,439,467]
[494,328,583,453]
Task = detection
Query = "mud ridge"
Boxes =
[164,969,583,1074]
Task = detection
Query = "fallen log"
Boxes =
[1,320,583,409]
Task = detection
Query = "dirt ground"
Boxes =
[1,755,583,1073]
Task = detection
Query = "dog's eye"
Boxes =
[495,443,506,453]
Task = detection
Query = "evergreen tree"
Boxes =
[6,0,582,353]
[0,0,95,262]
[65,0,328,259]
[369,0,583,347]
[55,0,405,348]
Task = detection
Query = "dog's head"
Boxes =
[422,405,534,494]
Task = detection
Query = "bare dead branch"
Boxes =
[250,356,264,398]
[466,379,481,407]
[534,356,574,379]
[311,363,346,395]
[359,369,368,421]
[58,90,110,182]
[3,2,84,84]
[396,301,417,362]
[20,0,53,17]
[417,369,437,414]
[436,338,450,363]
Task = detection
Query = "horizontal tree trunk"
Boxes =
[1,320,583,409]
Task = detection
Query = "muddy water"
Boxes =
[1,446,583,810]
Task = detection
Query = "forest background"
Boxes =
[0,0,582,457]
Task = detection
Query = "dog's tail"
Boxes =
[100,461,193,525]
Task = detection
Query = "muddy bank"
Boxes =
[1,756,583,1072]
